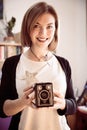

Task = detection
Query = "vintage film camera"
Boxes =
[34,82,54,107]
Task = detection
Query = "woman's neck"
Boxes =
[30,47,48,61]
[27,47,49,61]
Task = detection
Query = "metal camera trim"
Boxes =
[39,89,49,101]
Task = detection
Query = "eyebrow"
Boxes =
[35,22,54,25]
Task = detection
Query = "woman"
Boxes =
[0,2,76,130]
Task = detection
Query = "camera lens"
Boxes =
[39,90,49,100]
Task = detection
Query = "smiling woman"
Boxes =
[0,2,76,130]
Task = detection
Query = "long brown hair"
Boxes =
[21,2,58,51]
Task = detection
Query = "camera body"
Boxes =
[34,82,54,107]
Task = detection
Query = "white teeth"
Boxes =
[37,38,48,42]
[38,38,46,41]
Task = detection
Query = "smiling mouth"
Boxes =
[37,38,48,42]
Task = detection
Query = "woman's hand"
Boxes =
[22,87,35,106]
[52,90,66,110]
[3,86,35,116]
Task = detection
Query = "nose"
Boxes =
[39,27,46,36]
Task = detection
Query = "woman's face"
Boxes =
[30,13,55,49]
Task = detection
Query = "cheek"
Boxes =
[30,31,36,36]
[30,31,38,39]
[48,30,55,38]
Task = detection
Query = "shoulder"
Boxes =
[2,54,21,71]
[54,55,71,69]
[5,54,21,63]
[54,55,71,78]
[4,54,21,64]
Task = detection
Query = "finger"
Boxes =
[23,86,34,92]
[53,90,64,98]
[53,104,60,109]
[24,88,34,97]
[28,91,35,99]
[50,103,60,110]
[54,96,62,103]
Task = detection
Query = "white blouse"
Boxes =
[16,51,70,130]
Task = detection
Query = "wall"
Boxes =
[3,0,87,96]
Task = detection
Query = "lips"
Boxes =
[37,38,48,42]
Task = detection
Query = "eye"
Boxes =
[33,24,40,29]
[47,25,54,29]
